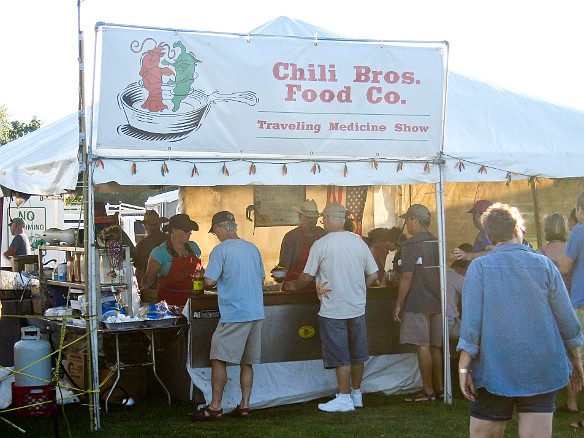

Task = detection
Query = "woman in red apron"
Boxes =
[141,214,202,306]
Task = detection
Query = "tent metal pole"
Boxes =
[78,0,101,431]
[436,166,451,405]
[530,179,543,248]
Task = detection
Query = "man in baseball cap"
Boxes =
[394,203,443,402]
[399,204,431,224]
[193,210,265,420]
[454,199,495,262]
[3,217,31,259]
[286,201,379,412]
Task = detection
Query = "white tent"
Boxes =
[2,16,584,425]
[0,113,79,195]
[2,20,583,191]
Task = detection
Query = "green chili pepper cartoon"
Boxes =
[163,41,202,112]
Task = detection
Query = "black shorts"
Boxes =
[470,388,557,421]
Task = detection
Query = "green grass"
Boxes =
[1,389,582,437]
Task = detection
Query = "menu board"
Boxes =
[252,186,306,227]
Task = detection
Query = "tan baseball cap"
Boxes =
[321,202,347,220]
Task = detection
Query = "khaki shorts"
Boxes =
[400,311,442,347]
[210,320,262,364]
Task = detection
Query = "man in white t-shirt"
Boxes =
[287,202,378,412]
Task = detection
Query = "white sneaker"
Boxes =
[318,393,355,412]
[351,388,363,408]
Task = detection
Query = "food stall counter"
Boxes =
[189,283,407,367]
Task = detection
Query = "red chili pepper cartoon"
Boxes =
[139,44,175,112]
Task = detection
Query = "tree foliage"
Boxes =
[0,104,42,145]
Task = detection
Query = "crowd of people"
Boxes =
[448,196,584,437]
[90,193,584,435]
[7,191,580,433]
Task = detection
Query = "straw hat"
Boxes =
[292,199,320,218]
[139,210,169,226]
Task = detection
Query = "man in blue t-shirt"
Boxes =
[453,200,494,263]
[191,211,265,421]
[3,217,31,259]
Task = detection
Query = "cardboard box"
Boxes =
[32,296,42,314]
[62,351,146,404]
[99,366,147,404]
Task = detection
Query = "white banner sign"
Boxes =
[94,25,447,160]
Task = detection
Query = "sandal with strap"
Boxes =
[435,390,444,400]
[230,404,251,419]
[189,406,223,421]
[405,390,436,402]
[571,420,584,429]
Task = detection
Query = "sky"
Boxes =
[1,0,583,126]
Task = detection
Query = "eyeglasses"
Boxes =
[319,216,332,224]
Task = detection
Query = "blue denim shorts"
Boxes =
[470,388,557,421]
[318,314,369,368]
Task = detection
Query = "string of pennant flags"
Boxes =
[93,154,536,184]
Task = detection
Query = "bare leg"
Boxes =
[351,363,364,390]
[567,383,579,412]
[416,345,435,394]
[430,346,444,392]
[517,412,553,438]
[336,365,351,394]
[470,417,506,438]
[209,359,227,411]
[239,364,253,409]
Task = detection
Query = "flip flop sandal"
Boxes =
[435,390,444,400]
[189,406,223,421]
[404,390,436,402]
[571,420,584,429]
[230,404,251,419]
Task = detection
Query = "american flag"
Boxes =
[326,186,368,235]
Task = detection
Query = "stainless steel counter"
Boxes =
[189,285,411,368]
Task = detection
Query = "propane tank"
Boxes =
[13,326,52,387]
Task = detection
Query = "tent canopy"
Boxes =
[1,17,584,193]
[0,113,79,195]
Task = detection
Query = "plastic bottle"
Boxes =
[66,256,74,282]
[192,262,205,296]
[57,263,67,281]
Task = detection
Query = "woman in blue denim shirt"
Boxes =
[457,203,584,438]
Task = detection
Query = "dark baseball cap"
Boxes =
[162,214,199,233]
[467,200,493,214]
[399,204,431,222]
[209,211,236,233]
